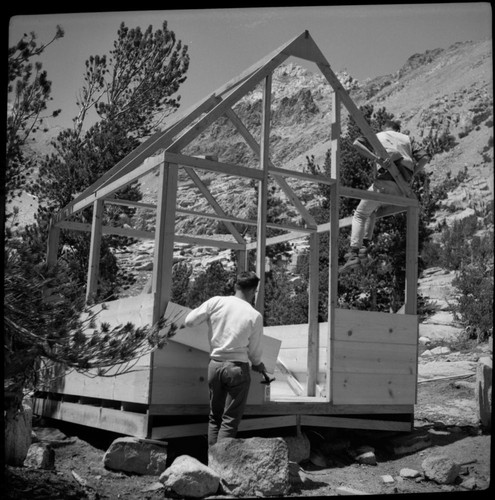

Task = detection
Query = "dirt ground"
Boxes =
[4,344,492,499]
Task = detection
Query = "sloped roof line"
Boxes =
[56,32,310,220]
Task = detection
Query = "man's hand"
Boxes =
[377,157,392,169]
[252,362,266,373]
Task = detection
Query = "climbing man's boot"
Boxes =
[339,248,361,273]
[358,246,369,265]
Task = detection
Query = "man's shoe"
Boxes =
[358,246,369,265]
[339,251,361,273]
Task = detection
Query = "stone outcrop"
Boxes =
[103,437,168,476]
[208,437,290,497]
[283,432,311,464]
[159,454,220,498]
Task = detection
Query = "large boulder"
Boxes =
[208,437,290,497]
[475,356,492,430]
[103,437,168,476]
[159,455,220,498]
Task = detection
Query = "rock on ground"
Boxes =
[23,442,55,470]
[103,437,168,476]
[159,454,220,498]
[422,454,461,484]
[208,437,290,497]
[283,432,311,464]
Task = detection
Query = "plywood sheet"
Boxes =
[164,301,281,373]
[151,339,265,406]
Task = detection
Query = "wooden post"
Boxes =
[307,231,319,396]
[327,91,341,403]
[46,221,60,268]
[255,74,271,313]
[237,249,247,273]
[405,205,419,315]
[152,159,178,325]
[86,199,104,304]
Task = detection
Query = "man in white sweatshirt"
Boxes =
[184,271,266,446]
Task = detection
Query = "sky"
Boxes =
[8,3,492,131]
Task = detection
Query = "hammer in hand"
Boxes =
[260,370,275,385]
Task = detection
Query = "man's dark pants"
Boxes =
[207,359,251,446]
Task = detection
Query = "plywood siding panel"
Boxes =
[332,373,416,405]
[332,309,418,405]
[151,338,265,405]
[335,309,417,344]
[333,341,416,375]
[39,354,152,404]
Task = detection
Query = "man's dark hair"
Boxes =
[236,271,260,291]
[383,119,401,132]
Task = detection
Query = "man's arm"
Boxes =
[184,300,210,328]
[248,315,264,370]
[353,137,392,169]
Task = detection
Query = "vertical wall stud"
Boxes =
[255,74,272,313]
[86,199,104,303]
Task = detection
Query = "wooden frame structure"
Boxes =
[34,31,420,439]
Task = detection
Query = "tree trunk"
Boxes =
[4,391,32,466]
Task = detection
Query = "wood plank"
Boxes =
[57,153,165,221]
[86,199,104,303]
[55,220,155,240]
[300,414,412,432]
[332,341,417,375]
[269,164,336,185]
[167,152,264,180]
[255,74,271,314]
[32,398,149,438]
[405,205,419,315]
[332,372,416,405]
[334,309,418,345]
[340,186,418,207]
[148,402,414,416]
[307,233,319,396]
[328,90,341,404]
[152,162,178,323]
[46,222,60,267]
[150,415,297,439]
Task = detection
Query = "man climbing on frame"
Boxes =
[184,271,266,446]
[340,119,430,273]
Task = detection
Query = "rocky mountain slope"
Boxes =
[132,38,492,240]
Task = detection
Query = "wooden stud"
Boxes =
[328,91,341,403]
[405,205,419,315]
[307,232,319,396]
[152,160,178,325]
[255,74,271,313]
[86,199,104,303]
[46,221,60,268]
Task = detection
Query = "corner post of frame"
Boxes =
[327,89,341,403]
[152,156,178,325]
